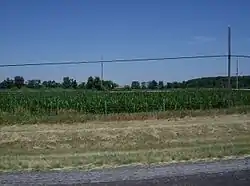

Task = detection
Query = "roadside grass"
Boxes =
[1,105,250,125]
[0,114,250,172]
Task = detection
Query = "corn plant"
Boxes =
[0,89,250,115]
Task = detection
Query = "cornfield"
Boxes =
[0,89,250,114]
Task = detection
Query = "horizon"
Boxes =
[0,74,248,86]
[1,0,250,84]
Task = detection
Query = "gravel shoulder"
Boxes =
[1,157,249,185]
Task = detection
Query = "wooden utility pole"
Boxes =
[228,26,231,89]
[236,58,239,90]
[101,56,104,89]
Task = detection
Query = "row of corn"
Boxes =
[0,89,250,114]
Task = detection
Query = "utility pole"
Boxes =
[228,26,231,89]
[101,56,104,89]
[236,58,239,90]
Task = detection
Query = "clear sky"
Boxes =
[1,0,250,85]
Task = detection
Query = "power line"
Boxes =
[233,54,250,58]
[0,54,227,68]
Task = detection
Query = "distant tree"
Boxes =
[42,80,59,88]
[123,85,131,90]
[14,76,24,89]
[180,81,187,88]
[148,80,158,89]
[111,81,119,89]
[27,79,41,89]
[42,81,48,88]
[0,80,7,89]
[102,80,118,90]
[172,81,179,88]
[7,78,15,89]
[86,76,94,89]
[158,81,164,89]
[61,77,77,89]
[72,80,78,89]
[62,77,71,89]
[0,78,15,89]
[93,76,102,90]
[141,82,147,89]
[166,82,172,89]
[131,81,140,89]
[78,82,86,89]
[2,75,250,90]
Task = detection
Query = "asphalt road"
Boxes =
[0,157,249,186]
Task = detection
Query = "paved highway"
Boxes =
[0,157,249,186]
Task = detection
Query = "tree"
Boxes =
[141,82,147,89]
[42,80,59,88]
[62,77,77,89]
[0,80,7,89]
[180,81,187,88]
[14,76,24,89]
[86,76,94,89]
[93,76,102,90]
[131,81,140,89]
[62,77,71,89]
[78,82,86,89]
[42,81,48,88]
[172,81,179,88]
[123,85,131,90]
[102,80,118,90]
[27,79,41,89]
[0,78,15,89]
[148,80,158,89]
[166,82,172,89]
[72,80,78,89]
[1,75,250,90]
[158,81,164,89]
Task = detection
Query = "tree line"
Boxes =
[0,75,250,90]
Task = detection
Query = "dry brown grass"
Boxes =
[0,114,250,172]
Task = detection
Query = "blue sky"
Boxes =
[0,0,250,85]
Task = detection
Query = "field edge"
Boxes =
[1,105,250,125]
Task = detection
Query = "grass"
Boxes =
[0,113,250,172]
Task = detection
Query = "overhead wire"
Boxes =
[0,54,249,68]
[0,54,229,68]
